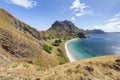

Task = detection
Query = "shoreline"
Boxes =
[65,38,79,62]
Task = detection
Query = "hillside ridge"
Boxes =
[0,8,42,40]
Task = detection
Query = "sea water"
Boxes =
[67,33,120,60]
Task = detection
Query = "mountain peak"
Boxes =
[50,20,77,30]
[47,20,85,38]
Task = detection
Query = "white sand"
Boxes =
[65,38,79,62]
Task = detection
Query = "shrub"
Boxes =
[57,48,62,54]
[49,46,53,50]
[52,43,60,46]
[43,37,47,41]
[57,48,64,57]
[59,62,65,65]
[52,39,62,46]
[27,60,33,64]
[43,44,52,53]
[55,40,62,43]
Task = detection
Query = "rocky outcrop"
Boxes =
[45,20,85,38]
[0,8,42,40]
[77,32,86,38]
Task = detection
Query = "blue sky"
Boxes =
[0,0,120,32]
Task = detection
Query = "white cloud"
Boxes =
[76,12,84,16]
[109,12,120,22]
[94,12,120,32]
[70,0,89,16]
[115,13,120,17]
[71,17,75,21]
[5,0,37,9]
[94,13,120,32]
[109,18,117,22]
[95,21,120,32]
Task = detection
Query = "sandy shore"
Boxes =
[65,38,79,62]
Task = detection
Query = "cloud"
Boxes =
[115,13,120,17]
[109,17,118,22]
[109,13,120,22]
[5,0,37,9]
[94,12,120,32]
[76,13,84,16]
[94,21,120,32]
[71,17,75,21]
[70,0,89,17]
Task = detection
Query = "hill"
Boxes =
[86,29,106,34]
[0,9,42,40]
[0,55,120,80]
[0,8,66,68]
[40,20,105,40]
[0,8,119,80]
[40,20,85,40]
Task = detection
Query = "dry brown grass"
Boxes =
[0,8,120,80]
[0,8,64,69]
[0,55,120,80]
[41,55,120,80]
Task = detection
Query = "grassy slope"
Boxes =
[43,55,120,80]
[41,38,68,64]
[0,55,120,80]
[0,8,120,80]
[0,9,66,68]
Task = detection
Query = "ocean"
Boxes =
[67,33,120,60]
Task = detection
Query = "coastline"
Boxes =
[65,38,79,62]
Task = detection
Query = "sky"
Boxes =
[0,0,120,32]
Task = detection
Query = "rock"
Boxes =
[77,32,86,38]
[115,59,120,62]
[76,64,81,69]
[84,66,94,72]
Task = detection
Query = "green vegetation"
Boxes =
[55,40,62,43]
[57,48,63,57]
[43,37,47,41]
[52,39,62,46]
[56,48,67,65]
[52,43,60,46]
[6,77,13,80]
[27,60,33,64]
[43,44,52,53]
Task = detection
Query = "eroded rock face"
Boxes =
[84,66,94,72]
[0,8,42,40]
[77,32,86,38]
[115,59,120,62]
[0,28,42,58]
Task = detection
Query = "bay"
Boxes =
[67,33,120,60]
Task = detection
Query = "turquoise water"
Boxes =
[67,33,120,60]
